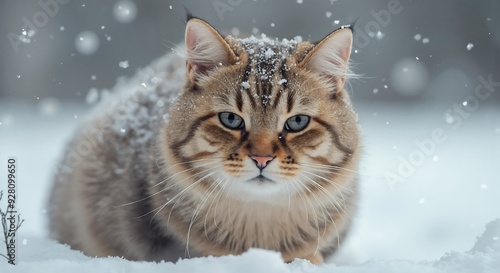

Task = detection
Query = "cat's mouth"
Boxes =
[249,175,275,183]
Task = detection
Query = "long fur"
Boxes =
[48,17,362,265]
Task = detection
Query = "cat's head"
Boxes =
[162,17,360,202]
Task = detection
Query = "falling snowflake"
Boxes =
[119,60,129,69]
[75,31,99,55]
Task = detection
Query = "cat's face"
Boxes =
[163,18,360,202]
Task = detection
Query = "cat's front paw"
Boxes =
[283,252,324,265]
[306,253,324,265]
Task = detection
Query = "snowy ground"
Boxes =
[1,94,499,271]
[4,220,500,273]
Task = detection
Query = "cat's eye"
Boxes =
[218,112,245,130]
[285,115,311,132]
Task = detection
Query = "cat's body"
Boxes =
[49,17,361,264]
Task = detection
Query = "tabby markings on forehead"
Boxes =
[237,34,299,80]
[236,34,301,108]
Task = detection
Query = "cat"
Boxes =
[48,15,361,264]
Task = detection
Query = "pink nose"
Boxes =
[250,155,274,170]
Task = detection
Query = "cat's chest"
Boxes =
[191,198,327,251]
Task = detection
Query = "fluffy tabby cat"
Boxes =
[48,15,361,264]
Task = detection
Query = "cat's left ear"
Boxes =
[185,18,237,82]
[299,27,353,93]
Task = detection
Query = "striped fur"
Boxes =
[48,17,361,264]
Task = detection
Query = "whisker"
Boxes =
[297,163,361,175]
[213,175,233,231]
[285,181,291,216]
[300,170,354,195]
[299,172,351,216]
[288,179,310,225]
[297,173,350,217]
[299,162,382,180]
[134,164,220,219]
[118,163,219,208]
[292,177,322,258]
[155,170,217,226]
[204,176,228,239]
[153,160,221,188]
[302,167,358,183]
[186,175,224,258]
[223,174,235,223]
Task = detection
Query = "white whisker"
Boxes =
[204,176,228,239]
[120,162,219,209]
[300,170,354,196]
[292,176,322,258]
[158,170,217,226]
[186,175,224,258]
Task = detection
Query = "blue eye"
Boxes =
[218,112,244,130]
[285,115,310,132]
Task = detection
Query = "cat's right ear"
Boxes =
[185,18,236,82]
[298,27,353,94]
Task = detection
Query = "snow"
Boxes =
[368,31,384,39]
[38,97,60,117]
[2,37,499,271]
[472,220,500,253]
[18,29,34,44]
[390,58,429,96]
[113,0,137,24]
[2,95,499,271]
[85,88,99,104]
[118,60,129,69]
[466,43,474,51]
[75,31,99,55]
[264,48,275,59]
[2,219,499,272]
[278,79,288,85]
[231,27,240,36]
[86,50,183,150]
[237,34,299,83]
